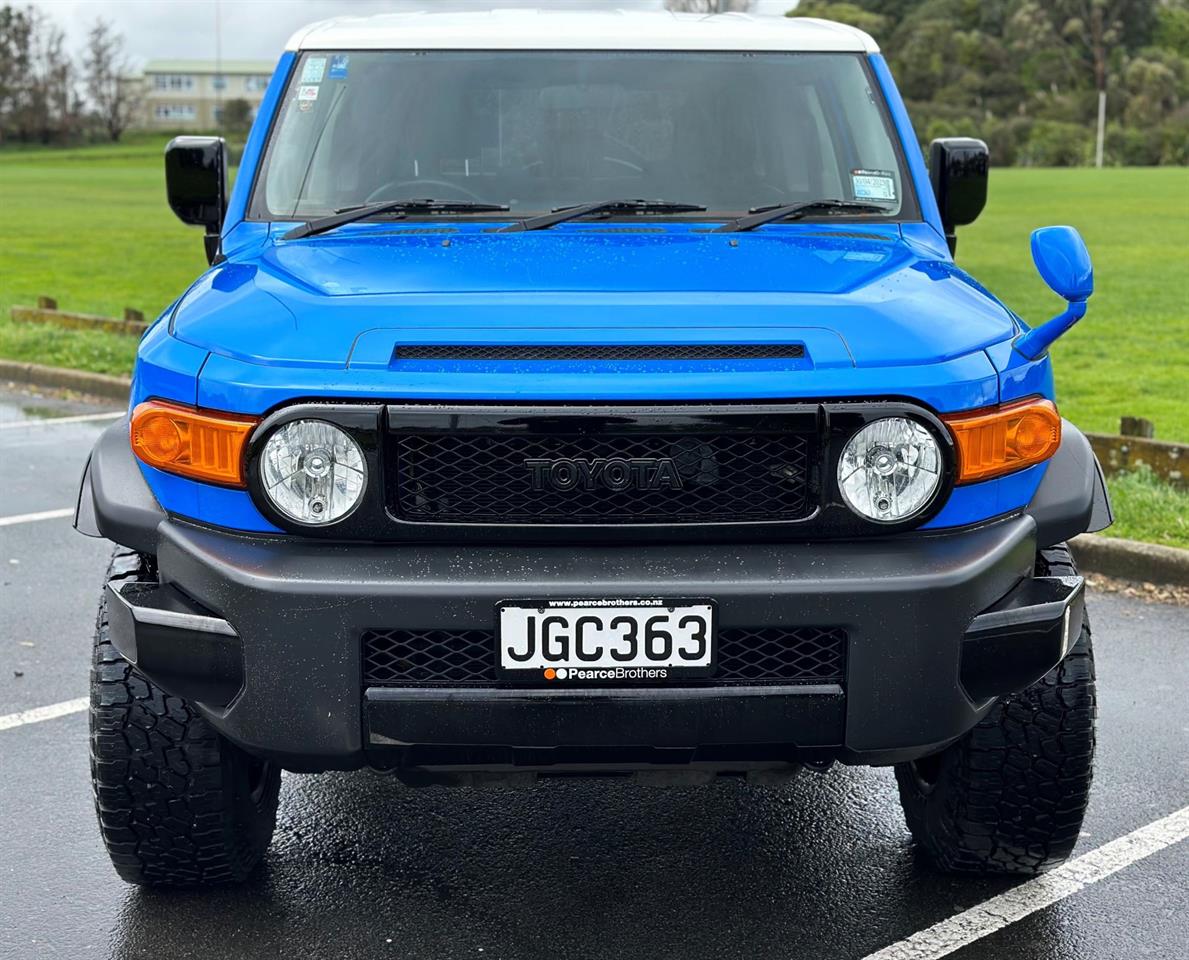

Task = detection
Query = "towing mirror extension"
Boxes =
[165,135,229,265]
[929,137,988,255]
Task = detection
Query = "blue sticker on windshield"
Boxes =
[328,55,349,80]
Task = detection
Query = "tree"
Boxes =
[1017,0,1157,164]
[665,0,754,12]
[1122,49,1185,127]
[789,2,890,39]
[1155,0,1189,58]
[0,4,81,144]
[82,19,139,142]
[220,97,253,134]
[24,7,78,143]
[0,5,33,144]
[1045,0,1156,93]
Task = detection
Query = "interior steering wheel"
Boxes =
[365,179,488,204]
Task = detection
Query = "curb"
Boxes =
[0,360,130,404]
[1071,533,1189,589]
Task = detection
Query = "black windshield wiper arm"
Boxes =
[714,199,895,234]
[501,198,707,233]
[284,198,510,240]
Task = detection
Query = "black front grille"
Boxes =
[391,432,814,524]
[394,344,805,362]
[363,626,847,688]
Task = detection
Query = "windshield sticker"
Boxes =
[301,57,326,84]
[297,84,320,102]
[328,55,349,80]
[851,169,897,202]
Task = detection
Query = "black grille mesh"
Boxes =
[393,344,805,362]
[390,432,813,524]
[363,626,847,687]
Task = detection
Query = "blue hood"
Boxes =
[172,224,1016,371]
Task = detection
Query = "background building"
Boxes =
[141,60,274,130]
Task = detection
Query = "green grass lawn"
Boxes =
[1103,467,1189,550]
[0,145,1186,545]
[959,167,1189,442]
[0,141,209,376]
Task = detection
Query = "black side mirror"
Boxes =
[165,136,229,265]
[929,138,988,256]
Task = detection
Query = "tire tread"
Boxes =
[90,547,279,887]
[895,543,1097,875]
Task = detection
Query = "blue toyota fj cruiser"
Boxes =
[77,11,1112,887]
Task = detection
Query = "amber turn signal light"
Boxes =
[130,401,259,487]
[943,398,1061,484]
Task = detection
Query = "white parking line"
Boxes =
[0,411,122,430]
[0,507,74,527]
[0,692,1186,958]
[0,697,89,732]
[863,803,1189,960]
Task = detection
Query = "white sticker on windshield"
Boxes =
[301,58,326,84]
[297,84,319,102]
[851,169,897,202]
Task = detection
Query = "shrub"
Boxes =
[1019,121,1092,166]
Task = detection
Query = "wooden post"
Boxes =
[1120,417,1155,439]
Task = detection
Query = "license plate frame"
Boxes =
[495,598,717,684]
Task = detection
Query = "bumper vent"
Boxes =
[362,626,847,688]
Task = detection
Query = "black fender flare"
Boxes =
[75,416,166,555]
[1025,420,1113,548]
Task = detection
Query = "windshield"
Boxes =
[251,51,916,222]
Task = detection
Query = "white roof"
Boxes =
[286,9,878,54]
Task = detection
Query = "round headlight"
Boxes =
[260,420,366,525]
[837,418,943,523]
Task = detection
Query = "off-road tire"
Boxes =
[90,547,281,887]
[894,543,1096,875]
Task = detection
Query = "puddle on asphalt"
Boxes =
[0,388,110,423]
[19,404,61,420]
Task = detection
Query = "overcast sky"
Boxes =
[29,1,800,65]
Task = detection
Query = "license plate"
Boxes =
[496,599,715,683]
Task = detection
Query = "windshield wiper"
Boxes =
[284,198,510,240]
[714,199,895,233]
[500,198,707,233]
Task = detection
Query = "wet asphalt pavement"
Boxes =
[1,384,1187,960]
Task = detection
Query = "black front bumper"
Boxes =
[81,416,1096,774]
[96,510,1084,772]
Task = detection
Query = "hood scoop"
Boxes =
[393,343,807,362]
